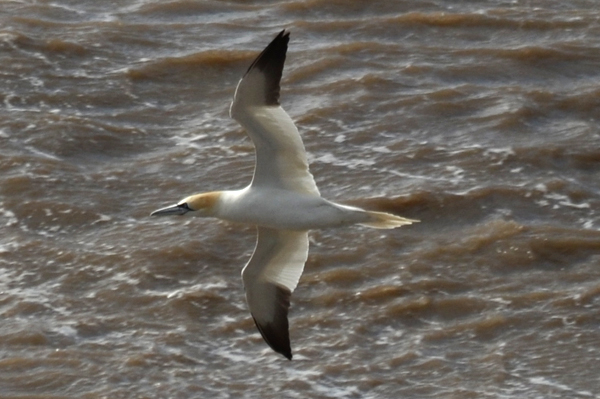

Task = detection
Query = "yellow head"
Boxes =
[150,192,221,217]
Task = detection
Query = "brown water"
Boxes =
[1,1,600,398]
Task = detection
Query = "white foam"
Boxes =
[0,205,18,227]
[529,376,594,397]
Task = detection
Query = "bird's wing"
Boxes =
[230,30,320,196]
[241,226,309,360]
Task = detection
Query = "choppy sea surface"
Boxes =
[1,1,600,398]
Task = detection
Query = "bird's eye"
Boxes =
[178,203,191,211]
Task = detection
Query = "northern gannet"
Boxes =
[151,30,418,360]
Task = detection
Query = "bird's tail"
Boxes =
[359,210,419,229]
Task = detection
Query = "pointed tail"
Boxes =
[359,210,419,229]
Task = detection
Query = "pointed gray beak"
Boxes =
[150,203,191,216]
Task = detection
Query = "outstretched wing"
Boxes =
[230,30,320,196]
[241,227,309,360]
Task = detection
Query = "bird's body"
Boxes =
[151,30,417,360]
[194,188,383,230]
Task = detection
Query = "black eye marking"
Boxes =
[178,203,192,211]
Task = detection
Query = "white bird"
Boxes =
[151,30,418,360]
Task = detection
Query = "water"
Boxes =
[1,1,600,398]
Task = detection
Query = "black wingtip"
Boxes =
[244,30,290,106]
[253,316,293,360]
[250,284,294,360]
[244,30,289,75]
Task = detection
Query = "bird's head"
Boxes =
[150,192,221,217]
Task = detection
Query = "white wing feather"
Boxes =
[233,106,320,195]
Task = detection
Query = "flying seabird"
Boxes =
[151,30,418,360]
